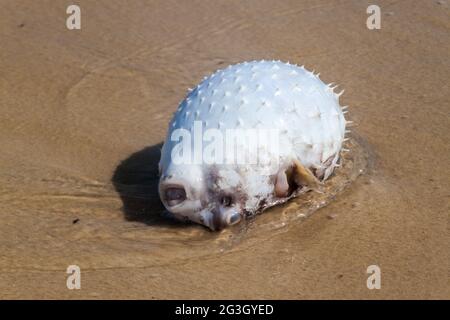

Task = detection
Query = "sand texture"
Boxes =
[0,0,448,299]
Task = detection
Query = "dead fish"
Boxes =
[158,60,348,230]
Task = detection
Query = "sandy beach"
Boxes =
[0,0,448,299]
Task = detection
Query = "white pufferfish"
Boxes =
[158,60,349,230]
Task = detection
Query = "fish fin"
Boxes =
[292,159,323,192]
[274,160,323,197]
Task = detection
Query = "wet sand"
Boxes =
[0,0,448,299]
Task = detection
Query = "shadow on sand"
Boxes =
[111,143,185,228]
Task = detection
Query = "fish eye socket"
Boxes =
[165,187,186,206]
[220,195,233,207]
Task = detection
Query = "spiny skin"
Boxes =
[159,60,348,230]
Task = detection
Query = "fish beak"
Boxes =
[200,207,242,231]
[225,211,242,226]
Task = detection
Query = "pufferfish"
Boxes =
[158,60,349,230]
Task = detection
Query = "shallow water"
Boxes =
[0,0,448,299]
[0,129,369,272]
